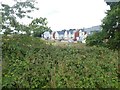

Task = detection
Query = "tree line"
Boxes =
[1,0,120,51]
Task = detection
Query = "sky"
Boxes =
[1,0,110,31]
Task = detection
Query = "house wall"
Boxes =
[55,32,59,40]
[59,34,64,40]
[50,32,55,40]
[43,31,51,39]
[82,32,88,43]
[79,30,82,41]
[64,31,69,40]
[74,30,79,41]
[53,32,55,39]
[68,32,75,40]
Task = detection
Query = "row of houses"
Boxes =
[42,25,102,43]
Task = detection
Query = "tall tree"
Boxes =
[29,17,52,37]
[102,2,120,77]
[1,0,39,35]
[102,2,120,50]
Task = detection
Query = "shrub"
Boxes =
[2,35,118,88]
[86,31,106,47]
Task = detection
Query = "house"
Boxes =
[53,29,76,41]
[79,29,85,42]
[68,29,76,40]
[57,30,65,40]
[81,31,88,43]
[64,30,69,40]
[76,25,101,43]
[43,31,51,40]
[74,29,80,41]
[54,31,59,40]
[50,31,56,40]
[54,30,65,40]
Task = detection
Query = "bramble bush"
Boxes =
[86,31,106,47]
[2,35,118,88]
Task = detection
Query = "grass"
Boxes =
[45,39,86,48]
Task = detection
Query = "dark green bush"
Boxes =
[86,31,106,47]
[2,35,118,88]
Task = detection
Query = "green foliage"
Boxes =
[1,0,38,34]
[1,0,51,37]
[2,35,118,88]
[86,2,120,51]
[86,31,106,47]
[29,17,51,37]
[102,2,120,50]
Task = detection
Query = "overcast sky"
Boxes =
[2,0,110,31]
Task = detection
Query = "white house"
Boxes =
[81,32,88,43]
[58,31,65,40]
[54,31,59,40]
[64,30,69,40]
[68,29,75,40]
[79,29,84,42]
[43,31,51,39]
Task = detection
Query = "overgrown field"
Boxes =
[2,35,118,88]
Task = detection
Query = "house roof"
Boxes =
[57,30,65,35]
[69,29,76,34]
[64,30,69,34]
[80,29,84,32]
[56,29,76,35]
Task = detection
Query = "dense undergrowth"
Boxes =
[2,35,118,88]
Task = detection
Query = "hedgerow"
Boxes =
[2,35,118,88]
